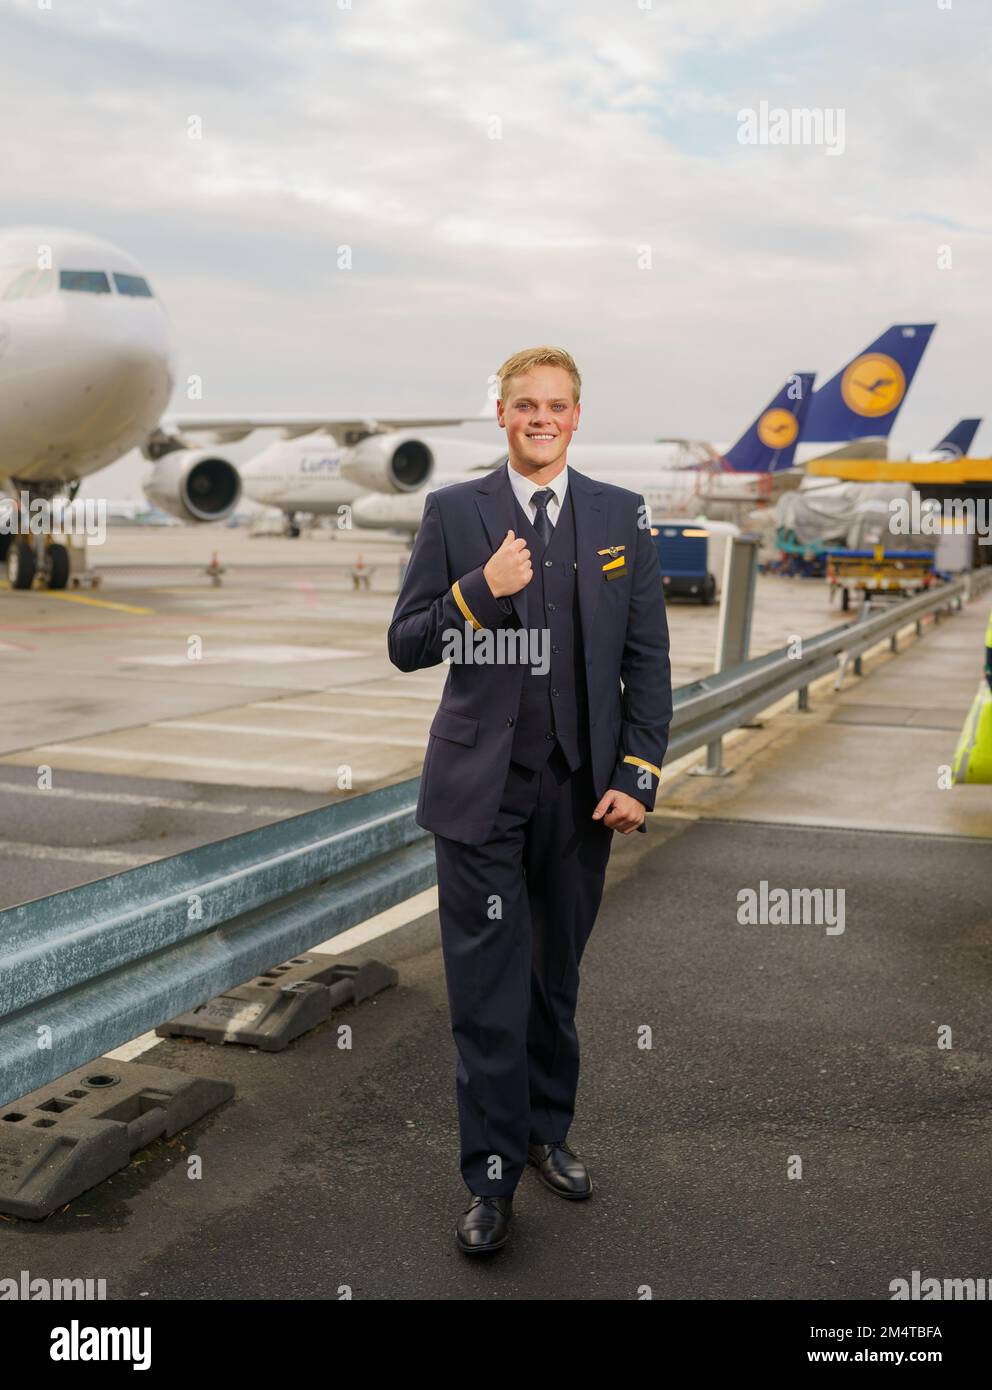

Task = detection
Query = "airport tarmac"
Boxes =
[0,527,842,813]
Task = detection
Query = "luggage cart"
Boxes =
[825,544,936,612]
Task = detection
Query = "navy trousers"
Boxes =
[434,744,615,1195]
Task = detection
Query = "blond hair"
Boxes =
[497,346,581,404]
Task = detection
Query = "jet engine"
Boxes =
[340,433,434,494]
[144,449,242,524]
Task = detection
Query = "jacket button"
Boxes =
[544,560,552,567]
[551,688,559,697]
[506,717,514,727]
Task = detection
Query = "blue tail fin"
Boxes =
[803,324,935,442]
[722,373,816,473]
[933,418,981,457]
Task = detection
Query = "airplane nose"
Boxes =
[21,302,176,446]
[69,336,174,427]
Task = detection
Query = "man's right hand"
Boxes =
[484,529,533,598]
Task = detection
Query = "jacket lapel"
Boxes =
[567,466,610,654]
[473,459,610,642]
[474,461,529,628]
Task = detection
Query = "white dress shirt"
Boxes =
[506,460,568,529]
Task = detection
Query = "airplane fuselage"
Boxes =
[348,457,785,534]
[238,437,362,513]
[239,434,504,515]
[0,227,175,490]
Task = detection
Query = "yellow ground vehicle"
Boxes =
[825,544,936,612]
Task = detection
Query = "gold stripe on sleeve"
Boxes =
[623,755,662,779]
[451,579,481,631]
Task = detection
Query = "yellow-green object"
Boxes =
[952,681,992,784]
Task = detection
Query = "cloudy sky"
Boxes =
[2,0,989,494]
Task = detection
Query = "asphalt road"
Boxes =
[0,764,337,908]
[3,812,990,1300]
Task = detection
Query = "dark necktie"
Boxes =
[531,489,554,547]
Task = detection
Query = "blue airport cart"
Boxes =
[650,520,737,604]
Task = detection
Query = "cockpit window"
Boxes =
[2,267,56,300]
[112,272,153,298]
[60,270,111,294]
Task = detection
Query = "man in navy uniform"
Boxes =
[388,346,672,1253]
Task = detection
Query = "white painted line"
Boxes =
[0,781,303,818]
[0,840,153,867]
[120,645,365,667]
[250,701,428,720]
[11,744,407,777]
[314,886,439,953]
[103,1032,162,1062]
[335,686,444,702]
[153,721,428,749]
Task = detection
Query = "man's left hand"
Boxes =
[592,789,646,834]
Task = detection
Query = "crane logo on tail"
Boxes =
[757,408,799,448]
[840,352,906,417]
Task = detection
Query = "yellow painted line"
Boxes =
[32,591,155,614]
[806,457,992,483]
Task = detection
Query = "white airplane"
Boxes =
[0,225,476,588]
[238,432,504,535]
[335,325,949,535]
[347,375,819,536]
[904,418,982,463]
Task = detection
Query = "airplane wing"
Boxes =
[803,438,890,463]
[163,415,482,446]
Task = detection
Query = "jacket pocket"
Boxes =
[429,706,479,747]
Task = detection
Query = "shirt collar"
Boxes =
[506,459,568,512]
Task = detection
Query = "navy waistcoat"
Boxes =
[508,486,590,773]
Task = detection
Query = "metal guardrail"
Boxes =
[0,781,435,1107]
[1,568,990,1108]
[672,566,992,768]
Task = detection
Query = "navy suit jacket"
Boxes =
[387,460,673,845]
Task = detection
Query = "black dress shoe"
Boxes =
[455,1193,513,1253]
[527,1140,593,1198]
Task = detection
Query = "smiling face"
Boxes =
[496,365,580,478]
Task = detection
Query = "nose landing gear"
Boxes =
[5,536,71,590]
[3,486,75,591]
